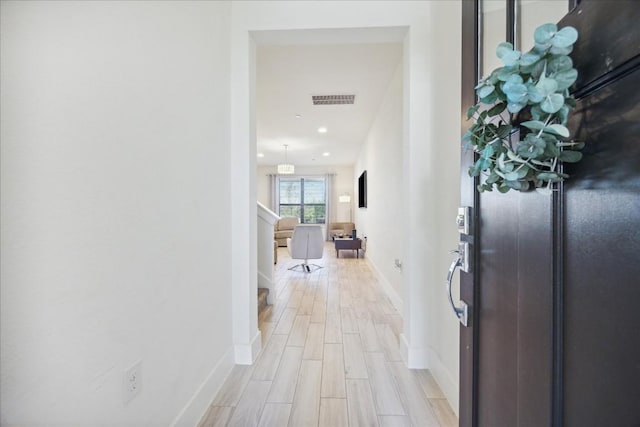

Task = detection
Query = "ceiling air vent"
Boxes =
[312,94,355,105]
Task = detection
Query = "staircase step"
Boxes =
[258,288,269,313]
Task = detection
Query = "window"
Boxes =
[279,177,326,224]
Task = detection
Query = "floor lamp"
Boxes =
[339,193,352,223]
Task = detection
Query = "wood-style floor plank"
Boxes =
[257,403,292,427]
[287,315,311,347]
[340,307,358,333]
[378,415,411,427]
[319,398,349,427]
[226,380,271,427]
[310,299,327,323]
[364,352,405,415]
[343,333,369,379]
[211,365,255,407]
[324,314,343,343]
[266,346,304,403]
[274,307,298,335]
[298,293,316,315]
[358,317,382,352]
[374,323,403,362]
[252,334,288,381]
[415,369,446,399]
[429,398,458,427]
[388,362,440,427]
[289,360,322,427]
[197,405,234,427]
[346,379,379,427]
[321,343,346,398]
[303,322,325,360]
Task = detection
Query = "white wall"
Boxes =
[257,165,355,223]
[231,0,462,414]
[0,1,234,425]
[354,61,404,303]
[422,2,463,410]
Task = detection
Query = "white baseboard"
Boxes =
[170,348,234,427]
[427,347,459,417]
[399,333,429,369]
[365,258,403,313]
[234,330,262,365]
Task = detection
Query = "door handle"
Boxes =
[446,254,469,327]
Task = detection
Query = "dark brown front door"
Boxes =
[458,1,640,425]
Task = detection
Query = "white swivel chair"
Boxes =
[287,224,324,273]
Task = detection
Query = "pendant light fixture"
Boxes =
[277,144,295,174]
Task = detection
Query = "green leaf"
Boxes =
[531,159,553,167]
[554,69,578,90]
[507,102,526,113]
[537,172,563,182]
[557,105,570,124]
[536,187,553,196]
[502,50,521,66]
[548,55,573,73]
[552,26,578,48]
[517,134,546,158]
[541,93,565,113]
[505,179,524,190]
[497,153,506,170]
[534,42,552,54]
[545,124,570,138]
[497,66,517,81]
[534,23,557,44]
[496,124,512,139]
[478,84,495,98]
[543,137,560,157]
[526,84,544,103]
[496,42,514,58]
[482,143,495,159]
[498,184,511,193]
[559,150,583,163]
[520,120,545,131]
[515,166,530,179]
[550,45,573,55]
[481,91,499,105]
[487,102,507,117]
[504,171,519,181]
[466,104,480,120]
[487,171,500,184]
[520,52,541,66]
[507,149,527,163]
[530,105,544,121]
[521,59,546,78]
[536,78,559,95]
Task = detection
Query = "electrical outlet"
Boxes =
[123,360,142,404]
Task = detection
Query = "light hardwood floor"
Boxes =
[199,243,458,427]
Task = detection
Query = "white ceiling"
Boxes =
[256,41,403,167]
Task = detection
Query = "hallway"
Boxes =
[199,244,457,427]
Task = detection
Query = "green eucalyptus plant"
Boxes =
[463,23,584,194]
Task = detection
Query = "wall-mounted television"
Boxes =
[358,170,367,208]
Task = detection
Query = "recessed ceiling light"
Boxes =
[295,114,301,119]
[322,152,331,157]
[257,153,264,158]
[317,127,328,134]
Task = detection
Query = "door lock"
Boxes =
[451,242,470,273]
[456,206,471,235]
